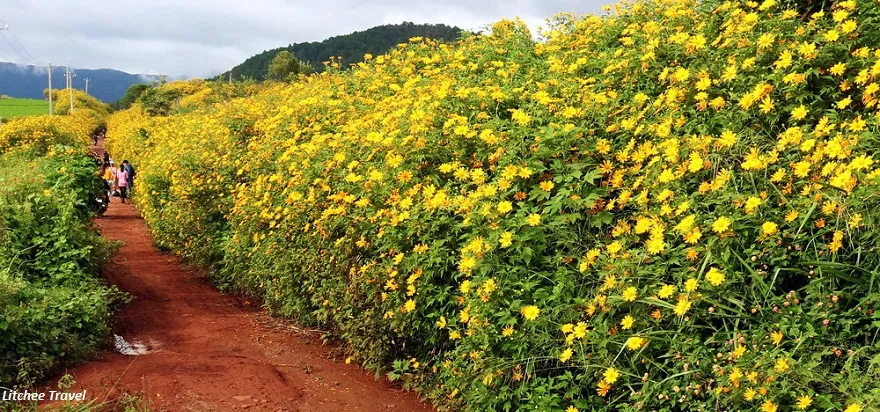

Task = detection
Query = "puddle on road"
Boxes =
[113,334,161,355]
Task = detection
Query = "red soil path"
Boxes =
[45,142,432,412]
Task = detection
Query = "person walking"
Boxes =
[101,163,115,199]
[117,166,130,204]
[122,160,136,193]
[107,161,119,197]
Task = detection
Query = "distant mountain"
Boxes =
[223,22,465,81]
[0,63,161,103]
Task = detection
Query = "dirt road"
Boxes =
[46,143,432,411]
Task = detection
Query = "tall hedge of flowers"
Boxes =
[0,92,118,387]
[107,1,880,410]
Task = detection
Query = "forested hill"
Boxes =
[223,22,464,80]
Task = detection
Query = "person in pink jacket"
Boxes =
[117,168,129,204]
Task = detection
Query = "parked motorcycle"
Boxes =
[91,180,110,216]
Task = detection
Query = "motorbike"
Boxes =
[90,180,111,216]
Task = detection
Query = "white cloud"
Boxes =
[0,0,608,76]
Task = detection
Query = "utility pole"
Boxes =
[48,62,53,115]
[84,78,90,95]
[66,66,73,114]
[229,69,232,84]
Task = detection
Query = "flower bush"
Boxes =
[0,91,119,387]
[107,1,880,410]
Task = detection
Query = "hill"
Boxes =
[0,62,160,103]
[223,22,464,80]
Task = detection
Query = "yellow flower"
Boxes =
[622,286,638,302]
[520,305,540,320]
[761,400,777,412]
[744,387,757,401]
[625,336,646,351]
[559,348,573,362]
[539,181,555,192]
[761,221,778,236]
[796,395,813,410]
[791,105,808,120]
[849,213,863,227]
[497,201,513,214]
[771,330,784,345]
[824,29,840,42]
[685,278,699,292]
[687,151,704,172]
[511,109,531,125]
[712,216,732,234]
[774,358,789,372]
[526,213,541,226]
[436,316,447,328]
[681,228,701,244]
[403,299,416,313]
[603,367,620,384]
[499,231,514,248]
[658,284,676,299]
[674,296,692,316]
[672,67,690,82]
[502,325,515,337]
[844,403,862,412]
[732,345,746,359]
[744,196,762,214]
[705,267,725,286]
[607,241,623,255]
[785,210,800,222]
[565,407,578,412]
[620,315,635,330]
[595,138,611,154]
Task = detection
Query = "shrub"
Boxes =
[108,1,880,410]
[0,95,119,388]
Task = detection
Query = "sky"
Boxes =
[0,0,607,78]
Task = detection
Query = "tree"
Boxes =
[138,84,180,117]
[267,51,310,81]
[222,23,465,81]
[112,84,151,111]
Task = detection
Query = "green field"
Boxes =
[0,97,50,119]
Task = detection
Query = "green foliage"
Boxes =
[225,22,465,80]
[137,85,181,117]
[112,84,151,111]
[0,151,122,388]
[267,51,314,81]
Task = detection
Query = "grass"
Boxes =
[0,98,49,120]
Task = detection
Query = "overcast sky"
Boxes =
[0,0,607,77]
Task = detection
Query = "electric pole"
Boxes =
[229,69,232,84]
[66,66,73,114]
[48,62,53,115]
[84,78,90,95]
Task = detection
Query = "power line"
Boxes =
[0,21,37,65]
[8,29,38,63]
[0,22,9,62]
[0,31,35,65]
